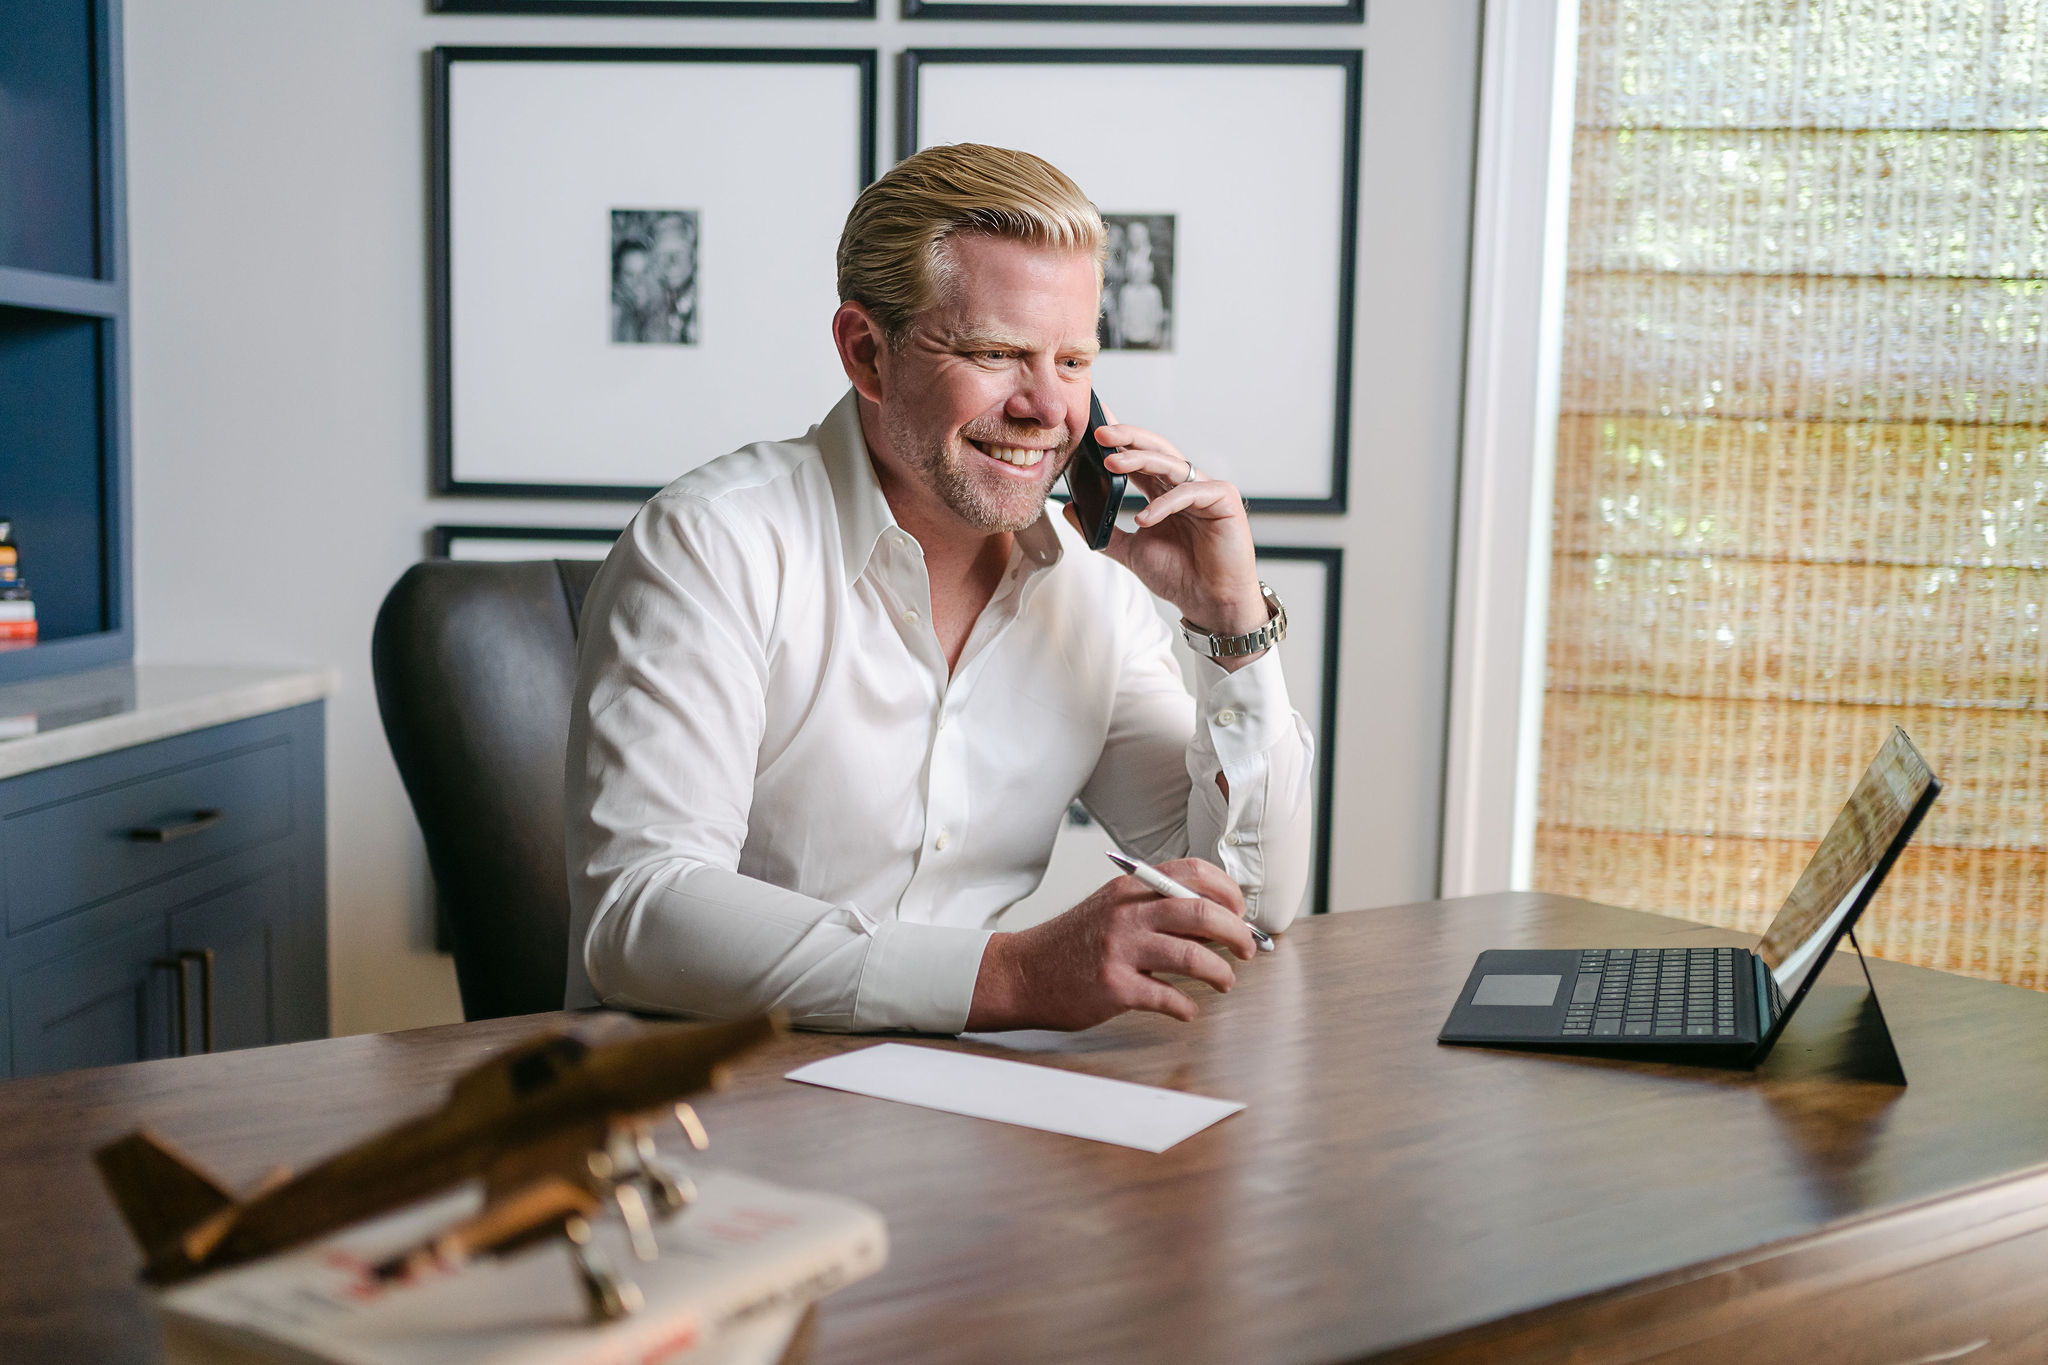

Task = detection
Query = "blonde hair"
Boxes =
[836,143,1106,346]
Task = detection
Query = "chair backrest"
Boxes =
[371,558,604,1020]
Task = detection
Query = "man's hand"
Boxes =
[966,859,1259,1032]
[1060,415,1268,668]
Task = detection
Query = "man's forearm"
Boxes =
[580,862,993,1033]
[964,932,1026,1032]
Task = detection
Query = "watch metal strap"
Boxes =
[1180,582,1287,658]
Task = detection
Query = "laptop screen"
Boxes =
[1755,728,1939,1004]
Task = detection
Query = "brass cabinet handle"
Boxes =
[151,956,193,1057]
[129,809,225,843]
[177,948,216,1054]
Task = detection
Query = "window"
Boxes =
[1535,0,2048,987]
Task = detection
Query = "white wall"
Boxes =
[123,0,1480,1036]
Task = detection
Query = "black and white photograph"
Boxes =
[609,209,700,346]
[432,48,876,498]
[1099,213,1174,352]
[903,49,1360,512]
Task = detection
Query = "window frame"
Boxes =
[1438,0,1578,897]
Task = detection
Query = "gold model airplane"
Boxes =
[95,1015,780,1320]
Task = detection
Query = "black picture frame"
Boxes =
[433,0,875,17]
[429,525,1342,915]
[429,524,622,559]
[1252,545,1343,915]
[430,47,879,501]
[903,0,1358,23]
[899,48,1361,515]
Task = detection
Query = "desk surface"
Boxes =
[7,892,2048,1364]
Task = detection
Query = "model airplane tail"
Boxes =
[95,1131,236,1274]
[95,1015,784,1314]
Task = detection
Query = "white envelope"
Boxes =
[785,1043,1244,1153]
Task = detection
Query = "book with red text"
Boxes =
[156,1169,886,1365]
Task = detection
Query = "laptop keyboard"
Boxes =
[1563,948,1740,1039]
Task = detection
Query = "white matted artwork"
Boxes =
[901,0,1362,26]
[436,0,874,16]
[1001,545,1340,928]
[433,49,876,497]
[434,526,618,561]
[903,50,1361,512]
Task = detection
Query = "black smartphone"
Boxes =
[1065,391,1126,552]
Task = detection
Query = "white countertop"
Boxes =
[0,664,336,779]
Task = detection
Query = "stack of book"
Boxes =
[159,1168,887,1365]
[0,519,36,651]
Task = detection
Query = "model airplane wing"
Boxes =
[96,1014,780,1319]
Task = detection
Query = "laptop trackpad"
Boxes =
[1472,974,1562,1007]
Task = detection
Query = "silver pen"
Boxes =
[1106,851,1276,953]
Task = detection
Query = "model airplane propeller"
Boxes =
[94,1014,781,1320]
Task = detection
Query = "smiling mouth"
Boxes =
[966,437,1057,471]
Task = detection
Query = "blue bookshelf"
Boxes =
[0,0,132,683]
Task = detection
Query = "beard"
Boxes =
[884,409,1072,535]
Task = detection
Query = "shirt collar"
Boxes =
[1015,501,1066,571]
[819,388,1066,585]
[819,390,899,587]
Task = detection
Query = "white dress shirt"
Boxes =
[564,390,1315,1032]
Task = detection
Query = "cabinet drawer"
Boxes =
[2,840,324,1074]
[4,737,296,936]
[8,916,174,1079]
[1652,1210,2048,1364]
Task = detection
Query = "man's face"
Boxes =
[652,219,694,291]
[874,234,1101,535]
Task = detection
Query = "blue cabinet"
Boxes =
[8,914,172,1077]
[0,0,135,684]
[0,703,326,1077]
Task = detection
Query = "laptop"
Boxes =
[1438,727,1940,1068]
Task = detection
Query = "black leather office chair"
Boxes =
[372,559,603,1020]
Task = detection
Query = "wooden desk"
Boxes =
[9,893,2048,1363]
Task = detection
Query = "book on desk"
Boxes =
[156,1169,885,1365]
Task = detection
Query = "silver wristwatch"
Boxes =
[1179,582,1288,659]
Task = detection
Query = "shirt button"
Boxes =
[1225,831,1244,847]
[893,532,912,550]
[1215,708,1239,728]
[903,608,920,625]
[934,830,950,851]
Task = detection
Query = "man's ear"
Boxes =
[832,302,888,405]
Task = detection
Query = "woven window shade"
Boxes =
[1534,0,2048,987]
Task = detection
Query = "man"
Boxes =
[565,144,1314,1033]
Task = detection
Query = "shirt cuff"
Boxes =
[1191,649,1294,766]
[852,920,994,1033]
